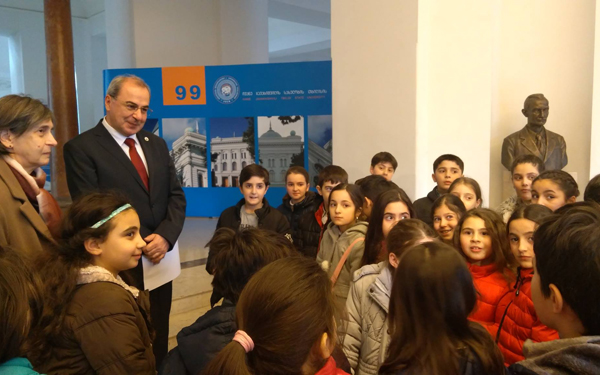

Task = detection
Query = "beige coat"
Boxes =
[317,221,368,308]
[341,262,392,375]
[0,158,54,254]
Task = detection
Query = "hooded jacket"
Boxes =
[341,261,393,375]
[468,263,513,333]
[159,300,236,375]
[278,191,321,251]
[508,336,600,375]
[317,221,368,308]
[207,197,292,273]
[413,186,441,227]
[38,266,155,375]
[495,268,559,365]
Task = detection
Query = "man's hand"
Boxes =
[143,233,169,264]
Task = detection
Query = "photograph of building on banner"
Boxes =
[210,117,255,188]
[258,116,305,187]
[165,118,208,188]
[307,115,333,187]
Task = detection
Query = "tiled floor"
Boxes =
[169,217,218,350]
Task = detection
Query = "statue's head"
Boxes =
[522,93,549,127]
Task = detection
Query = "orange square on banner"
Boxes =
[162,66,207,105]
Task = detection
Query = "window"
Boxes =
[215,164,218,172]
[232,162,237,171]
[0,36,12,97]
[223,162,227,171]
[197,172,204,187]
[242,161,247,168]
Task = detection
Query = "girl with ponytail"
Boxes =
[203,256,349,375]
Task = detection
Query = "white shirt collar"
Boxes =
[102,117,138,145]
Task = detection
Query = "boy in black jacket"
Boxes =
[296,165,348,258]
[161,228,294,375]
[209,164,291,267]
[213,164,291,236]
[413,154,463,226]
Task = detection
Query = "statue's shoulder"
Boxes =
[545,127,565,141]
[503,126,526,142]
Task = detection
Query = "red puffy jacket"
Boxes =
[468,263,513,335]
[494,268,559,365]
[315,357,351,375]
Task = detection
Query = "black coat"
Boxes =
[159,300,236,375]
[206,197,291,274]
[278,191,320,250]
[296,198,325,258]
[412,186,440,227]
[385,350,493,375]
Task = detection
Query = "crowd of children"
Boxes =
[3,149,600,375]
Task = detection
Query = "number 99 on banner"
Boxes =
[175,85,202,100]
[162,66,207,105]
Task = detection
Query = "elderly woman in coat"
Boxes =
[0,94,60,253]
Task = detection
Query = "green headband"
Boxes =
[90,204,132,229]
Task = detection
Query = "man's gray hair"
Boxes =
[106,74,151,98]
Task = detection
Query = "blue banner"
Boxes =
[104,61,332,217]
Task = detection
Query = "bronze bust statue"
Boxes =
[501,94,568,171]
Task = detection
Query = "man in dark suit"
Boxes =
[501,93,568,171]
[64,75,186,367]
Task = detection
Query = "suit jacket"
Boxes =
[64,120,187,289]
[501,126,568,171]
[0,158,55,254]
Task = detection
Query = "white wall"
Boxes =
[131,0,269,68]
[490,0,595,206]
[416,0,494,205]
[332,0,596,208]
[132,0,222,68]
[331,0,418,199]
[591,1,600,180]
[220,0,268,65]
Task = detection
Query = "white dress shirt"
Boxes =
[102,117,149,174]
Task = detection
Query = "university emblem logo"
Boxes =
[213,76,240,104]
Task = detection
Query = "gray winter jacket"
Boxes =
[509,336,600,375]
[341,261,393,375]
[317,221,368,308]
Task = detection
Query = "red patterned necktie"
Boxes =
[124,138,149,190]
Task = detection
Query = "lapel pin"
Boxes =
[144,137,149,141]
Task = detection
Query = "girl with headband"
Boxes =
[29,192,155,374]
[204,256,350,375]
